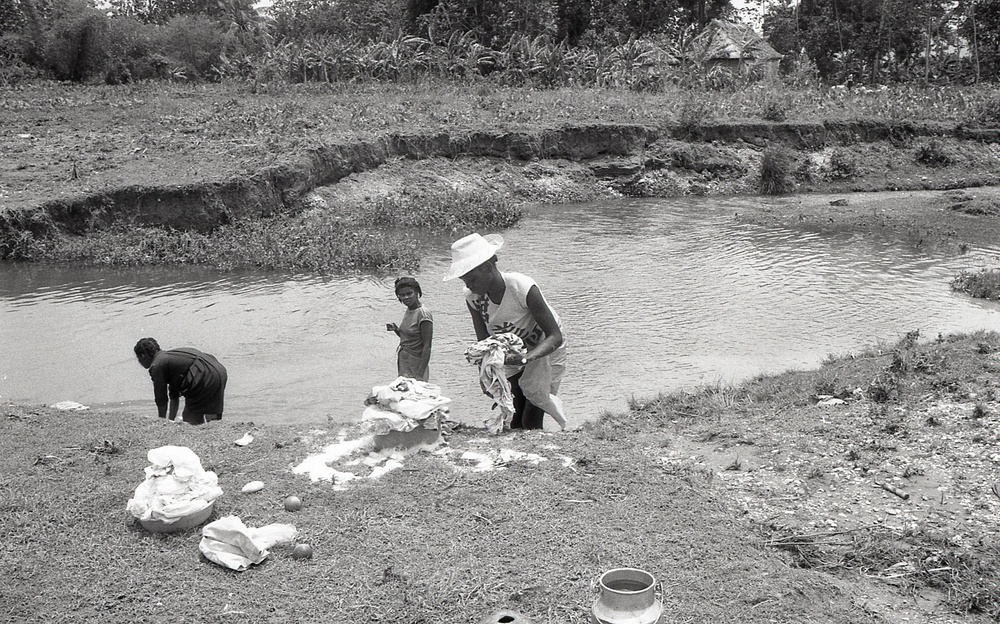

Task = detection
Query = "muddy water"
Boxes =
[3,194,1000,429]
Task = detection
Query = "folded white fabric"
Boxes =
[199,515,297,571]
[363,376,451,434]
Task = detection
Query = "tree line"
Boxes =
[0,0,998,86]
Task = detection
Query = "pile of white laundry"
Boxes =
[361,376,451,434]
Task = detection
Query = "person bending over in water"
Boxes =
[445,232,567,431]
[133,338,228,425]
[386,276,433,381]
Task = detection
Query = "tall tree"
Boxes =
[106,0,225,24]
[959,0,1000,80]
[765,0,947,83]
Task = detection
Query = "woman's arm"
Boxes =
[467,302,490,341]
[523,284,563,363]
[417,319,433,375]
[167,386,180,420]
[150,367,170,419]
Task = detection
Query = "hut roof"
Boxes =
[688,19,783,62]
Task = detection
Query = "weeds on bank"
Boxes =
[25,189,519,271]
[915,139,956,167]
[343,188,521,230]
[616,330,1000,432]
[759,147,796,195]
[43,218,419,272]
[828,148,859,179]
[951,268,1000,301]
[766,522,1000,618]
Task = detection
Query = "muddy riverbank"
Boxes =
[4,82,1000,254]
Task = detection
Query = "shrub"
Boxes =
[42,0,113,82]
[153,14,227,80]
[759,95,789,121]
[675,94,714,138]
[759,146,796,195]
[781,51,820,88]
[101,16,157,83]
[967,94,1000,127]
[829,147,858,179]
[915,139,954,167]
[0,32,40,84]
[951,269,1000,301]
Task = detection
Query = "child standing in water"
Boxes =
[387,276,433,381]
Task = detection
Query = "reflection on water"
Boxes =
[2,193,999,428]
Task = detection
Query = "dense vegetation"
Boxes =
[4,188,521,272]
[2,0,1000,88]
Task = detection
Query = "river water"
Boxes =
[2,193,999,429]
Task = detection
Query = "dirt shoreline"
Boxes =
[5,116,1000,251]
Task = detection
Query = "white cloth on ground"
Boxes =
[199,515,297,571]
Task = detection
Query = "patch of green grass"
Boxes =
[966,93,1000,126]
[952,268,1000,301]
[0,404,879,623]
[343,188,521,230]
[43,217,419,273]
[624,383,748,425]
[915,138,955,167]
[758,147,796,195]
[34,188,520,272]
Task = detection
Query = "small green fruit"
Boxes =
[292,543,313,560]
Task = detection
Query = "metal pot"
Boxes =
[591,567,662,624]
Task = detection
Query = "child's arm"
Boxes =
[417,319,433,374]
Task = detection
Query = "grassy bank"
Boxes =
[3,330,999,622]
[953,269,1000,302]
[5,80,1000,270]
[6,188,521,272]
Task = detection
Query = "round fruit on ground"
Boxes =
[292,543,313,560]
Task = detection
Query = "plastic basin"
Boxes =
[138,502,214,533]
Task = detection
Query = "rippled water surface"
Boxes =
[3,193,999,428]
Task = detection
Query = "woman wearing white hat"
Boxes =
[445,232,567,430]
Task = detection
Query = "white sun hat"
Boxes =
[443,233,504,281]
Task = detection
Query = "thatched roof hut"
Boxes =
[687,19,783,76]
